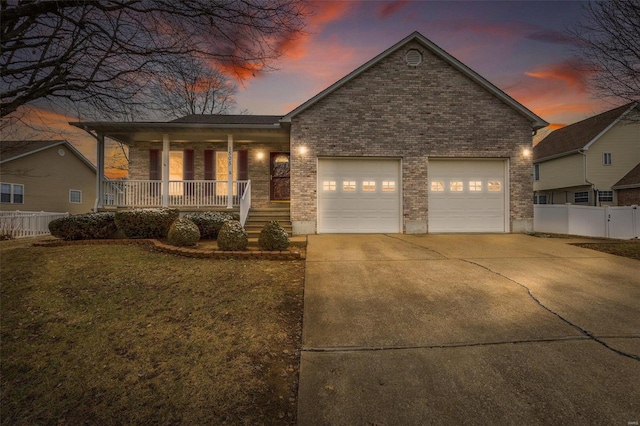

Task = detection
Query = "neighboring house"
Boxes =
[72,31,547,234]
[0,140,96,214]
[533,102,640,206]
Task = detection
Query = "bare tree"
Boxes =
[150,57,239,118]
[1,0,307,120]
[569,0,640,102]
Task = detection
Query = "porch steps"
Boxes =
[244,204,292,238]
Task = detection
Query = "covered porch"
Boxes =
[71,116,290,225]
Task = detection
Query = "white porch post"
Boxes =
[94,133,105,212]
[227,134,234,209]
[162,134,170,207]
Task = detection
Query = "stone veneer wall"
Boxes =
[290,40,534,234]
[128,141,289,208]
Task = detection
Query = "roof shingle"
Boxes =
[0,140,67,162]
[534,103,637,161]
[613,163,640,188]
[170,115,282,125]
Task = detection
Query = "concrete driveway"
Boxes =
[297,234,640,425]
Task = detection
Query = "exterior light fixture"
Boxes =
[299,146,307,155]
[256,151,264,160]
[522,148,531,159]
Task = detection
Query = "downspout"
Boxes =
[578,149,596,206]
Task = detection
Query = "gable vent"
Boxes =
[405,49,423,66]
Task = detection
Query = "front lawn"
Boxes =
[1,241,305,424]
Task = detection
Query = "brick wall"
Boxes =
[290,40,534,233]
[617,187,640,206]
[128,140,289,208]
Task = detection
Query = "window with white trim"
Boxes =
[69,190,82,203]
[1,182,24,204]
[488,181,502,192]
[362,181,376,192]
[534,194,547,204]
[574,191,589,203]
[322,181,336,191]
[342,181,356,191]
[534,164,540,181]
[598,190,613,202]
[382,181,396,192]
[449,181,463,192]
[469,181,482,192]
[603,152,612,165]
[430,181,444,192]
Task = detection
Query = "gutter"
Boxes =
[578,149,597,206]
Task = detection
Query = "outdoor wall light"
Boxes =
[521,148,531,159]
[299,146,307,155]
[256,151,265,160]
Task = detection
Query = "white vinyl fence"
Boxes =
[0,211,69,239]
[534,204,639,239]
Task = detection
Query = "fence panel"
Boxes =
[0,211,69,238]
[607,206,639,239]
[533,205,569,234]
[568,206,606,238]
[534,204,638,239]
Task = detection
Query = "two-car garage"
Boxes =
[317,158,508,234]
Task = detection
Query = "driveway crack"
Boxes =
[461,259,640,362]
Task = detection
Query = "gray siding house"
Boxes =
[73,31,547,234]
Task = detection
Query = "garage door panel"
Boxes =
[318,159,401,233]
[429,160,507,233]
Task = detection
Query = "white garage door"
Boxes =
[428,159,507,233]
[318,159,401,233]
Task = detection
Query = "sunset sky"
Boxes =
[5,0,622,172]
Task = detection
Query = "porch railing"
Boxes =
[239,180,252,226]
[102,180,249,208]
[0,211,69,238]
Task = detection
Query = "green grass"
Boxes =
[1,242,305,425]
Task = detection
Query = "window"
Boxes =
[449,181,463,192]
[430,181,444,192]
[323,181,336,191]
[362,181,376,191]
[342,181,356,191]
[69,190,82,204]
[488,181,502,192]
[534,164,540,181]
[534,194,547,204]
[598,190,613,202]
[215,151,239,196]
[382,181,396,192]
[1,183,24,204]
[603,152,612,165]
[469,181,482,192]
[574,191,589,203]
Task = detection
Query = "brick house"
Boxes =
[533,102,639,206]
[73,31,547,234]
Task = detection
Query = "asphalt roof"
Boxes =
[534,102,637,161]
[170,115,282,125]
[613,162,640,188]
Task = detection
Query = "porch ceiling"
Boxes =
[69,122,290,145]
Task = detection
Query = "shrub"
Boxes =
[217,220,248,251]
[183,211,238,239]
[114,208,179,239]
[49,212,117,240]
[167,218,200,247]
[258,221,289,251]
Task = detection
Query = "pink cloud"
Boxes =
[525,59,593,93]
[378,1,410,18]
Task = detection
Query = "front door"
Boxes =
[270,152,290,201]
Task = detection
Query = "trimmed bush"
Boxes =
[167,218,200,247]
[258,221,289,251]
[114,208,179,239]
[49,212,117,240]
[183,211,239,239]
[217,220,248,251]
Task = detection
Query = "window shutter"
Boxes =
[237,150,248,180]
[204,150,215,180]
[183,149,194,180]
[149,149,161,180]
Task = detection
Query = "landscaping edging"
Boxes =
[32,239,304,260]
